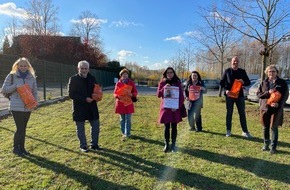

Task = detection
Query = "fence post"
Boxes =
[60,63,63,96]
[43,60,46,101]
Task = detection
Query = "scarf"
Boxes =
[19,70,29,79]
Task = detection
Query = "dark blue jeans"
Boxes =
[225,96,248,133]
[75,119,100,148]
[187,100,202,131]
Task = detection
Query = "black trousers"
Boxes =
[164,123,177,145]
[11,111,31,150]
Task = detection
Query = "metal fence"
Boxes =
[0,54,118,110]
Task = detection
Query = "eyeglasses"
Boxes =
[167,71,173,74]
[268,70,276,73]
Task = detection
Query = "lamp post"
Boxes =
[282,35,290,78]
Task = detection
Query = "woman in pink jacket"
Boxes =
[114,68,138,140]
[157,67,185,152]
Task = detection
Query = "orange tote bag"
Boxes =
[92,84,103,102]
[189,86,201,101]
[267,91,282,105]
[17,83,37,109]
[228,79,243,98]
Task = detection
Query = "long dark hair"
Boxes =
[161,67,180,83]
[186,71,202,85]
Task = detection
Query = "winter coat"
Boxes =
[1,71,37,112]
[114,79,138,114]
[68,73,99,121]
[157,79,184,124]
[220,68,251,97]
[257,77,289,126]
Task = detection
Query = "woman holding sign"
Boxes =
[114,68,138,140]
[184,71,207,132]
[257,65,289,154]
[157,67,185,153]
[1,57,37,156]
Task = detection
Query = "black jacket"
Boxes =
[68,73,99,121]
[220,68,251,97]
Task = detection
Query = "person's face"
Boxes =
[191,73,198,81]
[18,61,28,72]
[267,68,277,79]
[121,72,129,79]
[78,64,89,76]
[166,69,174,79]
[231,57,239,69]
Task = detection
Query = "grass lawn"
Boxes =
[0,93,290,190]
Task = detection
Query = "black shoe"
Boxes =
[21,149,30,155]
[163,145,170,153]
[270,149,277,154]
[189,127,195,131]
[261,146,270,151]
[80,146,89,152]
[91,145,103,151]
[171,146,177,152]
[13,148,24,156]
[195,129,202,132]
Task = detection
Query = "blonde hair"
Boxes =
[119,68,129,76]
[264,64,278,75]
[10,57,36,77]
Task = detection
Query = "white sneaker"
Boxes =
[226,130,231,137]
[242,132,253,138]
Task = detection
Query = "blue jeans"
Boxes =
[226,96,248,132]
[120,114,132,136]
[187,100,202,131]
[75,120,100,148]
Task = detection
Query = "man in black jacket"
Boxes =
[68,60,102,152]
[220,56,253,138]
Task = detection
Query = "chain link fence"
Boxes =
[0,54,118,110]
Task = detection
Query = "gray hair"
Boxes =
[77,60,90,68]
[264,64,278,74]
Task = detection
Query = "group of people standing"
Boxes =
[157,56,289,154]
[1,56,288,156]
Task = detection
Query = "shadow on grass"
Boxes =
[98,148,245,189]
[181,148,290,184]
[132,135,290,185]
[201,130,290,148]
[24,154,137,190]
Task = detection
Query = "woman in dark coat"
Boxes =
[257,65,289,154]
[68,60,102,152]
[157,67,185,153]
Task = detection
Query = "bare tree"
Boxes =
[191,4,238,96]
[70,10,102,47]
[24,0,59,35]
[217,0,290,79]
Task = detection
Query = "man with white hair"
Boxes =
[68,60,102,152]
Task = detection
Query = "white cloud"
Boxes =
[109,20,143,27]
[70,18,107,25]
[117,50,135,61]
[164,35,183,43]
[0,3,28,19]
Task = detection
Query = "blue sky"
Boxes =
[0,0,214,70]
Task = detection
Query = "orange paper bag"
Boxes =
[17,83,37,109]
[267,91,281,105]
[189,86,201,101]
[92,84,103,102]
[115,84,133,106]
[228,79,243,98]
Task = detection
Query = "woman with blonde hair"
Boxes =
[1,57,38,156]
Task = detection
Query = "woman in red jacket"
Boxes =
[157,67,185,152]
[114,68,138,140]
